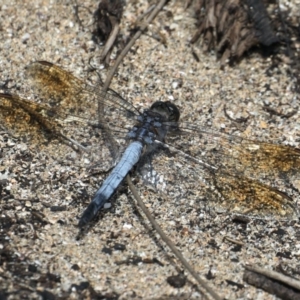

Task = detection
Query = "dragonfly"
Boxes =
[0,61,299,227]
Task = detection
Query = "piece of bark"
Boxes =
[243,265,300,300]
[191,0,279,65]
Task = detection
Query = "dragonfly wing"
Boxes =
[0,61,140,171]
[168,121,300,189]
[25,61,140,125]
[136,122,300,220]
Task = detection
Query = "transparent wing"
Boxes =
[0,61,140,170]
[137,121,300,220]
[170,122,300,182]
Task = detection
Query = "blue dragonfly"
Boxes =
[0,61,299,227]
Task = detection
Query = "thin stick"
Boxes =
[100,1,222,298]
[99,0,168,156]
[102,0,168,92]
[99,16,120,62]
[126,175,222,300]
[245,264,300,290]
[243,269,300,299]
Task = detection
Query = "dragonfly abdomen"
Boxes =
[78,141,143,227]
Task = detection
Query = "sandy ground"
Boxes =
[0,1,300,299]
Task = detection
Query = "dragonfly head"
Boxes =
[150,101,180,122]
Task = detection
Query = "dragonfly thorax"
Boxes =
[127,113,162,145]
[127,101,179,145]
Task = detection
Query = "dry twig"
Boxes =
[127,175,222,300]
[93,0,124,64]
[99,1,222,299]
[244,264,300,300]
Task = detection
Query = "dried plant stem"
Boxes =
[126,175,222,300]
[99,17,120,62]
[102,0,168,91]
[245,264,300,290]
[99,1,169,160]
[100,1,222,299]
